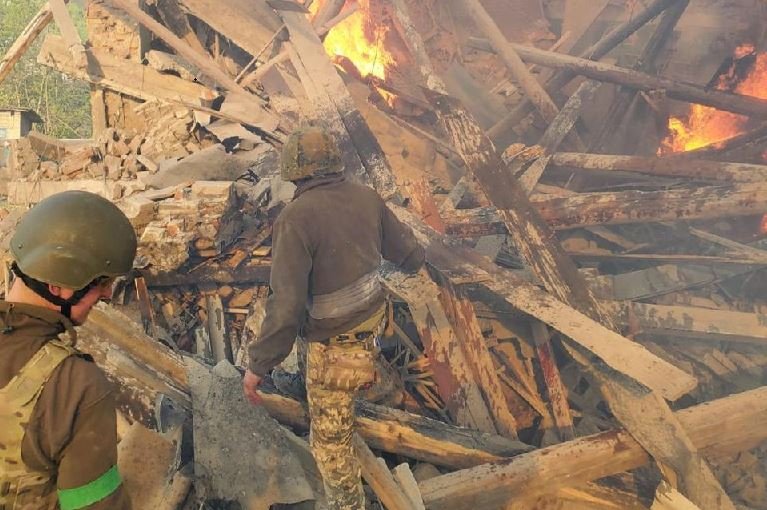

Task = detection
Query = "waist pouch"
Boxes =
[307,341,377,392]
[306,304,386,392]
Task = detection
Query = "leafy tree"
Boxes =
[0,0,92,138]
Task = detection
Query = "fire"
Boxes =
[307,0,394,80]
[661,44,767,154]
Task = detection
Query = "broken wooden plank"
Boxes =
[38,35,212,104]
[530,322,575,442]
[393,464,426,510]
[50,0,87,66]
[0,3,53,85]
[154,0,208,56]
[551,152,767,183]
[518,80,602,193]
[435,274,519,439]
[619,301,767,346]
[387,269,498,435]
[443,183,767,231]
[354,435,419,510]
[418,386,767,509]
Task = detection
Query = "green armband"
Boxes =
[57,465,122,510]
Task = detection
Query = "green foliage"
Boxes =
[0,0,92,138]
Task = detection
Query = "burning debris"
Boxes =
[662,43,767,155]
[1,0,767,509]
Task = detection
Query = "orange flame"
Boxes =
[308,0,394,80]
[661,45,767,154]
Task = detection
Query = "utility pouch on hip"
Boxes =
[308,343,377,392]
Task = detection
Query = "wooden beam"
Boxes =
[419,386,767,509]
[311,0,344,30]
[38,35,279,132]
[0,3,54,85]
[471,38,767,118]
[567,252,767,266]
[518,80,602,193]
[443,183,767,231]
[38,34,212,104]
[621,301,767,346]
[550,152,767,183]
[79,305,532,469]
[49,0,87,66]
[457,0,560,126]
[354,435,419,510]
[530,322,574,442]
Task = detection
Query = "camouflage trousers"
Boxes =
[306,339,377,510]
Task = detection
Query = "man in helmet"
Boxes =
[0,190,136,510]
[243,126,424,509]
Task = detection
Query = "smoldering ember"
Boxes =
[1,0,767,509]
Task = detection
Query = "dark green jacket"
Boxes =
[248,176,424,376]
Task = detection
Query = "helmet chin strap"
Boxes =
[11,263,93,319]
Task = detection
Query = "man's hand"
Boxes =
[243,370,264,405]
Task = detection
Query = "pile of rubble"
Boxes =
[2,0,767,509]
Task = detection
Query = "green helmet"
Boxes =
[11,191,137,290]
[280,126,343,181]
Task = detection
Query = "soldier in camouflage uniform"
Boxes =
[0,191,136,510]
[243,127,424,509]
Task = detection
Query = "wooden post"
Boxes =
[0,3,54,85]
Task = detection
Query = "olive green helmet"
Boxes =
[10,190,137,290]
[280,126,343,181]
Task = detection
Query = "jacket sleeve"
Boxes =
[248,217,313,376]
[57,390,131,510]
[381,203,425,273]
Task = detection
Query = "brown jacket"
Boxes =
[0,302,131,510]
[248,175,425,376]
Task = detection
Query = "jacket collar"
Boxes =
[293,173,346,199]
[0,301,77,343]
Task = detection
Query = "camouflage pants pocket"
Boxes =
[306,342,376,392]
